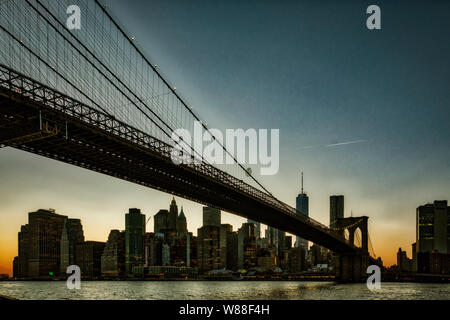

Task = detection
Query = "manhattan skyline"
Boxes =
[1,0,450,275]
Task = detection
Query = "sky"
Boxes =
[1,0,450,275]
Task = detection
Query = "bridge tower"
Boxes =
[333,216,370,282]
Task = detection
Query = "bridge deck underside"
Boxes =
[0,84,358,254]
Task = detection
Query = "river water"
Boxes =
[0,281,449,300]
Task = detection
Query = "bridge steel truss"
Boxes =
[0,64,364,254]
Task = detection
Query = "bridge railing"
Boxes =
[0,63,356,250]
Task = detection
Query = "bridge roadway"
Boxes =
[0,64,361,255]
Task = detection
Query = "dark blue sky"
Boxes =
[106,0,450,198]
[1,1,449,269]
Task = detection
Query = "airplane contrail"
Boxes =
[325,139,366,147]
[298,139,367,150]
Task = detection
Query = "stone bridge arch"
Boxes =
[335,216,368,253]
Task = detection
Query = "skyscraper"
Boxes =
[415,201,450,274]
[432,201,449,253]
[197,225,227,271]
[330,195,344,232]
[17,209,85,278]
[154,209,169,234]
[12,257,18,279]
[101,229,126,278]
[416,201,449,253]
[26,209,67,277]
[17,225,29,278]
[288,246,306,273]
[397,247,413,272]
[176,206,187,235]
[247,219,261,240]
[295,172,309,252]
[75,241,105,279]
[226,230,239,271]
[266,226,278,248]
[203,207,221,227]
[197,207,227,271]
[277,229,287,265]
[168,197,179,232]
[237,223,257,269]
[171,232,194,266]
[125,208,146,274]
[143,232,164,266]
[60,218,84,273]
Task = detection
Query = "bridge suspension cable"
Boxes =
[0,24,111,116]
[368,234,376,257]
[25,0,178,142]
[329,218,364,231]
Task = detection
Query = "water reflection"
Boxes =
[0,281,448,300]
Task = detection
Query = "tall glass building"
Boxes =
[330,195,344,232]
[125,208,146,274]
[295,173,309,252]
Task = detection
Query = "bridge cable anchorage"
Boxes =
[93,0,290,205]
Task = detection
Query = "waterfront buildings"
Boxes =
[14,197,350,278]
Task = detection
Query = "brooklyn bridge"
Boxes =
[0,0,381,281]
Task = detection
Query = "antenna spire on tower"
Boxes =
[301,171,304,194]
